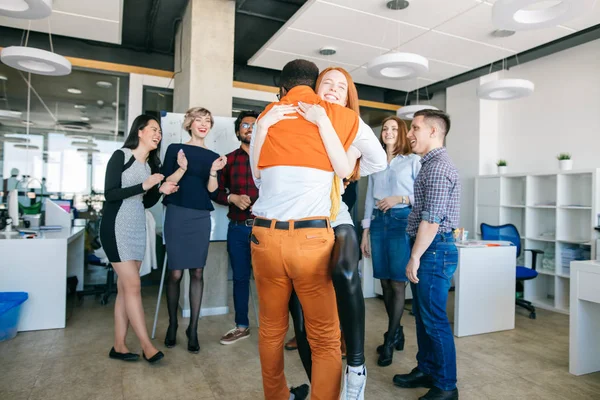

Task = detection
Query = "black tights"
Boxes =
[166,268,205,336]
[380,279,406,342]
[289,224,365,381]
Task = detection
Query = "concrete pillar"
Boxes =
[173,0,235,318]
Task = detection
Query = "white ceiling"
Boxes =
[0,0,123,44]
[249,0,600,92]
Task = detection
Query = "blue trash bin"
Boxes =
[0,292,29,342]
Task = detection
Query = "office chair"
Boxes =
[480,223,542,319]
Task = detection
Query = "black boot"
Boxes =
[419,387,459,400]
[164,322,178,348]
[395,326,405,351]
[377,326,404,353]
[377,340,394,367]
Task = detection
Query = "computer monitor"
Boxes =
[53,199,72,213]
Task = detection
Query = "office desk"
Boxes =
[0,226,85,331]
[454,242,516,337]
[569,260,600,375]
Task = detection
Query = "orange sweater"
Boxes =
[258,86,359,171]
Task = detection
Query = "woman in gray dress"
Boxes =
[101,115,178,364]
[162,107,227,353]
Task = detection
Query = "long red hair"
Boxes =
[316,67,361,182]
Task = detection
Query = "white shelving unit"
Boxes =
[474,169,600,314]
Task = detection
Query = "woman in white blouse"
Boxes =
[360,115,421,367]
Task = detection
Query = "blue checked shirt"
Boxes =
[407,147,461,237]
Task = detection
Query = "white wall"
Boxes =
[497,39,600,173]
[446,39,600,233]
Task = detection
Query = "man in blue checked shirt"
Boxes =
[392,109,461,400]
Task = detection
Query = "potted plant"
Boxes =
[497,160,507,174]
[557,153,572,171]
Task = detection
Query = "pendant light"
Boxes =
[396,84,438,120]
[477,57,534,101]
[0,1,71,77]
[367,53,429,80]
[492,0,594,31]
[0,0,52,19]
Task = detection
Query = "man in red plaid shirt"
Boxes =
[213,110,259,344]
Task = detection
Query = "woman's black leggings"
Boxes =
[289,224,365,380]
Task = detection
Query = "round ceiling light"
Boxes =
[491,29,516,37]
[396,105,438,120]
[0,74,7,80]
[477,79,534,100]
[367,52,429,80]
[67,88,82,94]
[77,148,100,153]
[319,47,336,56]
[14,144,40,150]
[386,0,410,10]
[492,0,594,31]
[0,110,22,119]
[96,81,113,88]
[0,46,71,76]
[80,116,90,122]
[22,120,34,126]
[74,104,86,109]
[0,0,52,20]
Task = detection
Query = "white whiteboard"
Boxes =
[159,111,238,242]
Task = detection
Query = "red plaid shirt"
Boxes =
[214,147,258,222]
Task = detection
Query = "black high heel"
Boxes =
[186,327,200,353]
[377,341,394,367]
[143,350,164,364]
[164,323,178,348]
[395,326,405,351]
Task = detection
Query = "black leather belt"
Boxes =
[253,218,328,230]
[231,219,254,227]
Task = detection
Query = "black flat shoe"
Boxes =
[186,327,200,354]
[164,323,178,348]
[109,347,140,362]
[143,350,164,364]
[419,387,459,400]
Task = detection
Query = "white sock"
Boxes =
[348,364,365,375]
[289,394,295,400]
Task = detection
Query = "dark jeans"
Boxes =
[227,222,253,328]
[410,232,458,391]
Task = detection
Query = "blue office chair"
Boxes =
[480,223,542,319]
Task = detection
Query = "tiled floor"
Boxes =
[1,286,599,400]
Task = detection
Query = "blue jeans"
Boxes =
[227,222,253,328]
[370,207,411,281]
[410,232,458,391]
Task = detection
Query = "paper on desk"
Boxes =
[456,240,513,248]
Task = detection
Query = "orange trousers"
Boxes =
[251,218,342,400]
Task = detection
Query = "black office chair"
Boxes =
[78,219,117,305]
[480,223,542,319]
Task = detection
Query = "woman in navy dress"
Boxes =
[162,107,227,353]
[101,115,178,364]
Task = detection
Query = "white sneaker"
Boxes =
[340,365,366,400]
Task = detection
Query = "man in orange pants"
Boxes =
[249,59,360,400]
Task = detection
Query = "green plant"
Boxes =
[497,160,507,167]
[557,153,571,160]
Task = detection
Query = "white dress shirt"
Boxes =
[250,118,386,223]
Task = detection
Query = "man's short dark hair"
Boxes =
[279,59,319,91]
[414,109,451,136]
[234,111,259,133]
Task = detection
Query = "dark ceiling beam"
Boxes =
[145,0,162,51]
[236,9,287,23]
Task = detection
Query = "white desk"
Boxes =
[569,260,600,375]
[0,226,85,331]
[361,240,517,337]
[454,242,516,337]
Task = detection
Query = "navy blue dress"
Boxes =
[162,144,219,270]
